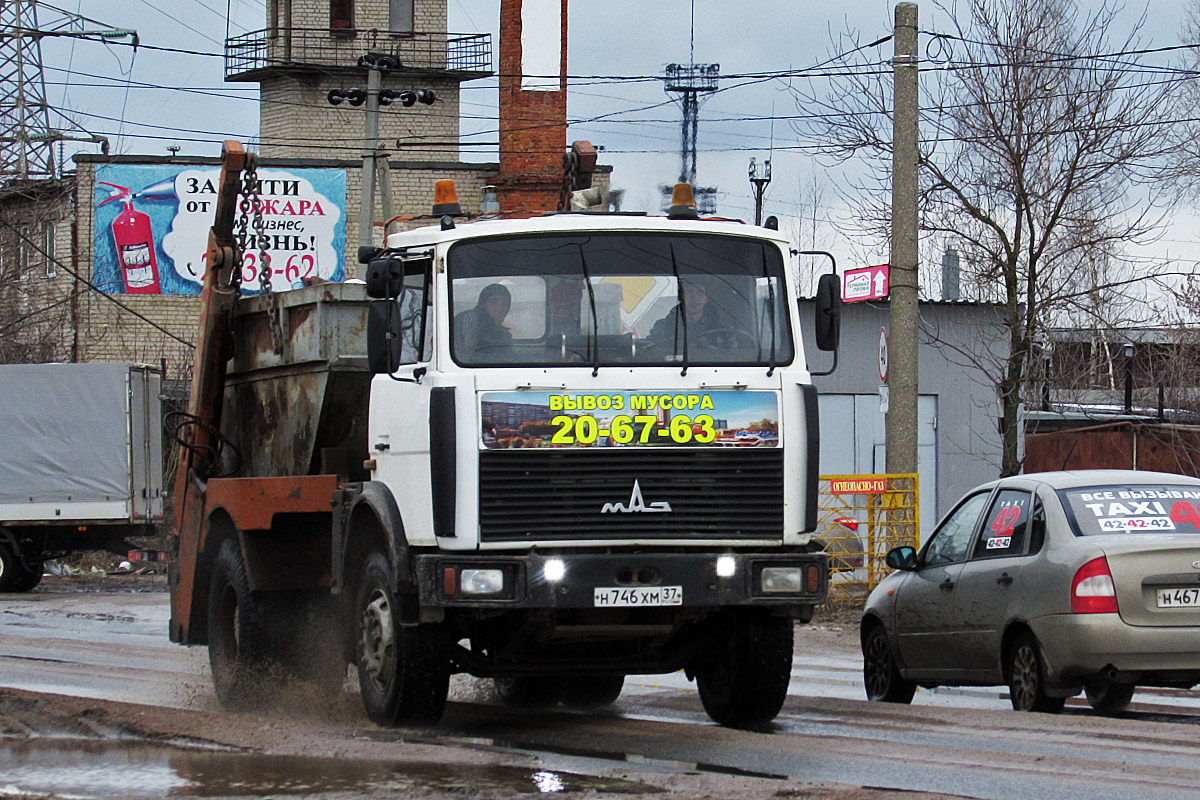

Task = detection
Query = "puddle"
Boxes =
[0,739,660,798]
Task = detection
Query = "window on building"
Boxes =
[389,0,414,33]
[44,221,57,278]
[331,0,353,30]
[18,224,29,281]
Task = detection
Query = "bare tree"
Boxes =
[791,0,1179,475]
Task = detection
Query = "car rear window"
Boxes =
[1059,485,1200,535]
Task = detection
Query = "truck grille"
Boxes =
[478,449,784,542]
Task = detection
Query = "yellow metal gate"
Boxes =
[816,474,919,608]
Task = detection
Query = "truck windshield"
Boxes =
[448,232,794,367]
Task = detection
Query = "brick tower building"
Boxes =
[225,0,493,160]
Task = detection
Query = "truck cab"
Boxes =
[350,195,835,725]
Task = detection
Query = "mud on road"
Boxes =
[0,686,962,800]
[1,577,964,800]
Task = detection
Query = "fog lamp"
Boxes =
[716,556,737,578]
[461,568,505,595]
[761,566,803,593]
[544,558,566,582]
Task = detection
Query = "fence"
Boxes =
[816,474,919,608]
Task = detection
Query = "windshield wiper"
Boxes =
[669,242,689,376]
[761,244,777,376]
[577,243,601,376]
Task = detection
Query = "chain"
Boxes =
[240,156,285,354]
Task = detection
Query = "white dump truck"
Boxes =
[170,143,841,728]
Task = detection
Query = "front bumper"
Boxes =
[1033,613,1200,681]
[414,550,828,610]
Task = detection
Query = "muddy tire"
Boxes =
[495,676,565,709]
[1083,678,1135,713]
[0,543,40,593]
[694,610,793,728]
[8,565,42,593]
[863,624,916,703]
[355,550,448,725]
[560,676,624,709]
[207,539,272,710]
[1007,632,1065,713]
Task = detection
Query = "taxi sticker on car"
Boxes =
[1063,485,1200,535]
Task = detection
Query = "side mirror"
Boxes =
[885,545,918,571]
[814,272,841,352]
[365,258,402,299]
[367,299,402,374]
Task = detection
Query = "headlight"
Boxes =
[716,556,737,578]
[461,568,505,595]
[544,558,566,582]
[761,566,803,593]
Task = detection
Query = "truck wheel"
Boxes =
[0,543,40,593]
[561,676,624,709]
[207,539,271,709]
[495,676,565,709]
[1007,631,1066,713]
[355,550,448,725]
[8,565,42,593]
[862,624,916,703]
[694,610,793,728]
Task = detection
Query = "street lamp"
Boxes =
[1123,342,1134,415]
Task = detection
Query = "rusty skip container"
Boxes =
[221,282,373,482]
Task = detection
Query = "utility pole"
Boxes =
[359,63,384,252]
[748,157,771,226]
[328,53,436,254]
[886,2,919,477]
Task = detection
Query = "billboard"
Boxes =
[92,164,346,295]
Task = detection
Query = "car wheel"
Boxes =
[1083,678,1135,713]
[494,676,565,708]
[561,676,624,709]
[207,539,272,710]
[694,609,793,728]
[1007,632,1065,713]
[863,625,916,703]
[355,550,449,725]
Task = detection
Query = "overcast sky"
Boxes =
[39,1,1196,281]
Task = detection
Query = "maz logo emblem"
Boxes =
[1193,561,1200,569]
[601,480,672,514]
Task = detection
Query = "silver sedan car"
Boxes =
[862,470,1200,713]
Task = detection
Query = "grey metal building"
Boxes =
[800,299,1009,537]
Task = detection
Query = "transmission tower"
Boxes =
[664,62,718,187]
[661,2,718,214]
[0,1,133,181]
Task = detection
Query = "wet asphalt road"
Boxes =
[7,589,1200,798]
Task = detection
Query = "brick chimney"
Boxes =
[496,0,567,215]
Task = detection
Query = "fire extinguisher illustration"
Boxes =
[98,181,161,294]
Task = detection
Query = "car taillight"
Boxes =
[1071,556,1118,614]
